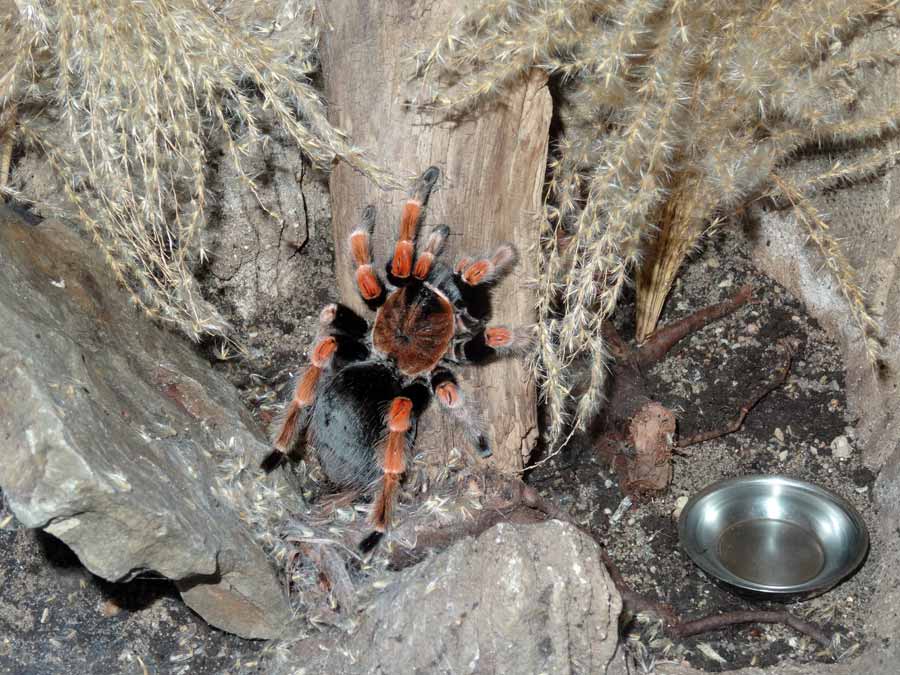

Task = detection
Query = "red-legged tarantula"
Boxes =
[262,166,528,544]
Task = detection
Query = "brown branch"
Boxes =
[676,341,793,448]
[669,610,832,647]
[598,547,832,648]
[636,284,753,367]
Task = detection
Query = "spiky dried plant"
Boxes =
[420,0,900,443]
[0,0,394,339]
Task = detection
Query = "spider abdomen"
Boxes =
[311,361,401,488]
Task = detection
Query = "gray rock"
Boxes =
[0,208,290,638]
[831,435,853,460]
[282,521,623,675]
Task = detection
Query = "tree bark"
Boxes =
[318,1,550,472]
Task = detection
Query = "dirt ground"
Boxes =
[0,208,880,673]
[0,507,267,675]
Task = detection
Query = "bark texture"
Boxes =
[319,0,551,472]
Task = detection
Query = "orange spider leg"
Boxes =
[459,244,517,286]
[435,379,462,408]
[271,336,337,453]
[391,166,440,278]
[350,206,382,302]
[431,370,492,458]
[413,225,449,280]
[371,397,413,531]
[485,326,513,348]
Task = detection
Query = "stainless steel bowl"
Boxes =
[678,475,869,600]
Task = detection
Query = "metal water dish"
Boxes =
[678,475,869,600]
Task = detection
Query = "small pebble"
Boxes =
[778,450,788,462]
[774,427,785,443]
[831,435,852,460]
[745,323,759,335]
[673,495,689,520]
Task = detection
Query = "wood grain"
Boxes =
[318,0,551,471]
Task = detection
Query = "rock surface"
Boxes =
[281,521,623,675]
[0,208,290,638]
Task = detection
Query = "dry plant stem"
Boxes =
[676,342,793,448]
[635,173,708,344]
[603,284,754,427]
[594,285,758,496]
[0,103,15,196]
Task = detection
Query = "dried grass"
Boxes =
[1,0,395,339]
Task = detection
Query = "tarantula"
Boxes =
[262,166,528,541]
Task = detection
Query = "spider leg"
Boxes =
[458,325,534,364]
[431,368,491,458]
[349,205,386,308]
[389,166,440,281]
[370,383,430,531]
[412,224,449,280]
[455,243,517,287]
[262,306,370,472]
[320,301,369,339]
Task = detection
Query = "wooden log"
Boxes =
[318,1,550,472]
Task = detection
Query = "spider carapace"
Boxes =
[262,166,529,541]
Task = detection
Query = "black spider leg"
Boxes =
[455,326,529,364]
[327,302,370,340]
[261,304,371,473]
[430,367,491,458]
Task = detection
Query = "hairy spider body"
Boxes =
[263,167,528,538]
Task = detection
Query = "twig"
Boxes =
[669,610,832,647]
[676,341,793,448]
